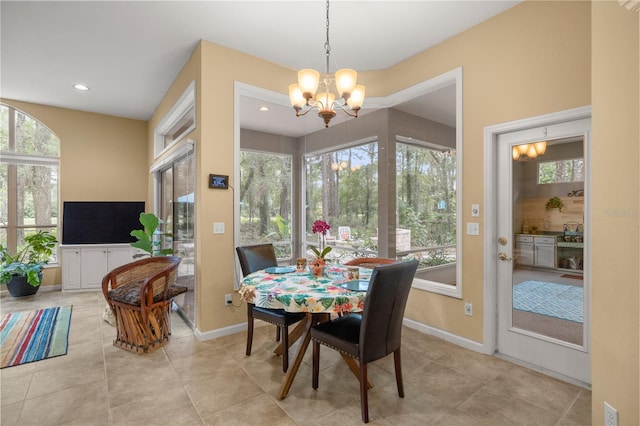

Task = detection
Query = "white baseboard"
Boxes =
[194,322,246,341]
[403,317,488,354]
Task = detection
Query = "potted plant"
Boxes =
[545,196,564,213]
[1,230,58,297]
[130,212,174,258]
[309,220,331,277]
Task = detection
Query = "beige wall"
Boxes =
[1,99,148,287]
[591,1,639,424]
[396,0,591,340]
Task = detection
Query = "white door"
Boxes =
[496,118,591,384]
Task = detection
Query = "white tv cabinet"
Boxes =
[61,244,139,291]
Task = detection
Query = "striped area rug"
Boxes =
[0,306,72,368]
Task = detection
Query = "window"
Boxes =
[154,81,196,157]
[538,158,584,184]
[396,139,457,285]
[0,104,60,261]
[304,141,378,261]
[239,150,293,261]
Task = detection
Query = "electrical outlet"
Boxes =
[224,293,233,306]
[464,302,473,316]
[604,402,618,426]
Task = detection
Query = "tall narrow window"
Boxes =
[239,150,292,261]
[0,105,60,261]
[304,141,378,261]
[396,139,457,286]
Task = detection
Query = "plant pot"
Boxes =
[310,265,324,277]
[5,275,41,297]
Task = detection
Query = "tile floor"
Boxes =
[1,289,591,425]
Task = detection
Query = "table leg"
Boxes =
[273,319,307,356]
[340,353,373,389]
[277,312,330,400]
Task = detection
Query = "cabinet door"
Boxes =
[107,247,135,271]
[61,248,82,290]
[81,248,110,289]
[534,244,556,268]
[515,243,534,266]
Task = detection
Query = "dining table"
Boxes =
[238,263,372,399]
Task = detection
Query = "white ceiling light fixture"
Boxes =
[288,0,365,128]
[73,83,90,91]
[512,141,547,161]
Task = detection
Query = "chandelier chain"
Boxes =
[324,0,331,75]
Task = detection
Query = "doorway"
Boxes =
[484,107,591,386]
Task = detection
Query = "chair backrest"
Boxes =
[359,259,419,363]
[236,243,278,277]
[102,255,181,302]
[344,257,397,267]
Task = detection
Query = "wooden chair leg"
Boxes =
[276,327,281,342]
[359,361,369,423]
[394,348,404,398]
[246,306,255,356]
[312,341,320,390]
[282,325,289,372]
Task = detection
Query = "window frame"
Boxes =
[0,104,60,265]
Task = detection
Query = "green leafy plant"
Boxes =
[130,213,174,258]
[1,231,58,287]
[545,196,564,213]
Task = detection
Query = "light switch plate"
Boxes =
[213,222,225,234]
[466,222,480,235]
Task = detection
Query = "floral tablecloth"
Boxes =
[239,265,370,315]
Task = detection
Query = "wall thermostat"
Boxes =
[209,174,229,189]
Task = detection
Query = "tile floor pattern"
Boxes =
[1,290,591,425]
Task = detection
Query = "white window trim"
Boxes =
[154,81,196,158]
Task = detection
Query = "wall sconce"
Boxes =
[513,141,547,161]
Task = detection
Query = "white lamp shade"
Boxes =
[512,147,521,160]
[298,69,320,96]
[335,68,357,97]
[526,144,538,158]
[516,144,529,155]
[315,92,335,110]
[348,85,365,109]
[288,84,305,108]
[534,141,547,155]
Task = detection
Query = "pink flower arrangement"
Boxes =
[311,220,332,261]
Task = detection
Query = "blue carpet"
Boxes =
[513,281,583,323]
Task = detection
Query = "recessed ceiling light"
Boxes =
[258,106,269,112]
[73,83,90,91]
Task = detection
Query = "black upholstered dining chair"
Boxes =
[310,259,419,423]
[236,243,306,372]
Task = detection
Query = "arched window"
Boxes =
[0,104,60,261]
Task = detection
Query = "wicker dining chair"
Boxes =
[102,256,186,354]
[310,260,419,423]
[344,257,397,268]
[236,243,306,372]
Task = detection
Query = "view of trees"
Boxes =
[239,151,292,258]
[396,142,457,267]
[0,105,59,251]
[538,158,584,184]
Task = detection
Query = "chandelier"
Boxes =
[512,141,547,161]
[288,0,365,128]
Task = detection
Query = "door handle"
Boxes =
[498,252,512,261]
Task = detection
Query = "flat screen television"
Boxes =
[62,201,145,245]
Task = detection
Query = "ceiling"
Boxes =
[1,1,520,136]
